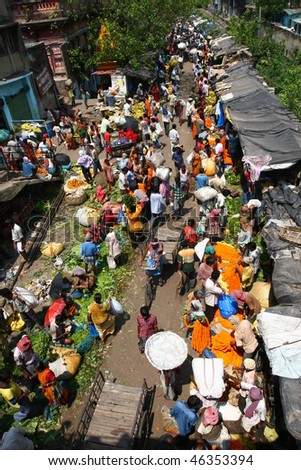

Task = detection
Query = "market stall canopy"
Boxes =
[279,376,301,444]
[145,331,188,370]
[260,184,301,445]
[214,45,249,59]
[117,64,156,81]
[211,35,236,53]
[258,305,301,444]
[257,307,301,379]
[218,62,301,168]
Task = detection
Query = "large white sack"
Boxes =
[151,151,165,168]
[194,186,218,202]
[14,287,39,309]
[75,207,99,227]
[156,166,170,181]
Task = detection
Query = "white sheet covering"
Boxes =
[257,311,301,378]
[192,358,225,398]
[217,402,241,421]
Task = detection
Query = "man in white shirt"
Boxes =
[118,168,128,194]
[7,135,23,169]
[6,219,28,262]
[150,189,166,229]
[161,104,172,136]
[160,83,168,99]
[50,314,72,345]
[100,115,111,146]
[117,152,129,170]
[139,117,150,144]
[202,79,209,96]
[185,98,194,129]
[241,386,266,434]
[204,269,224,323]
[214,138,224,157]
[123,99,132,117]
[38,138,50,156]
[213,138,224,173]
[169,124,180,151]
[13,335,41,378]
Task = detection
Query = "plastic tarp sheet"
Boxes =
[262,186,301,304]
[257,308,301,378]
[264,186,301,226]
[258,306,301,444]
[279,376,301,445]
[272,259,301,306]
[218,63,265,101]
[211,35,236,53]
[262,220,296,258]
[259,181,301,442]
[218,63,301,166]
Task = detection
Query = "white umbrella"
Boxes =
[177,42,186,50]
[190,48,198,54]
[145,331,188,370]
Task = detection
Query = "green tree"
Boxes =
[279,66,301,121]
[255,0,288,19]
[227,11,259,48]
[67,47,89,82]
[226,12,301,121]
[87,0,201,68]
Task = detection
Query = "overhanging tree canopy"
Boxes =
[90,0,204,68]
[255,0,288,19]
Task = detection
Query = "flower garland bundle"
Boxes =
[191,317,211,354]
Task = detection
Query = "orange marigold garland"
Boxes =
[191,317,211,354]
[211,330,243,368]
[214,242,242,293]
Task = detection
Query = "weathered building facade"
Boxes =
[9,0,98,93]
[0,0,42,130]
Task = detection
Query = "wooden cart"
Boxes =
[71,371,155,450]
[111,142,134,158]
[140,218,185,269]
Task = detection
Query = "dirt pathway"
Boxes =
[10,62,200,449]
[99,62,200,449]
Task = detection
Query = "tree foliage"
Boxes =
[226,12,301,121]
[67,47,89,82]
[255,0,288,19]
[87,0,201,68]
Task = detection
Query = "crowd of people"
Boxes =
[0,18,280,451]
[123,20,269,450]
